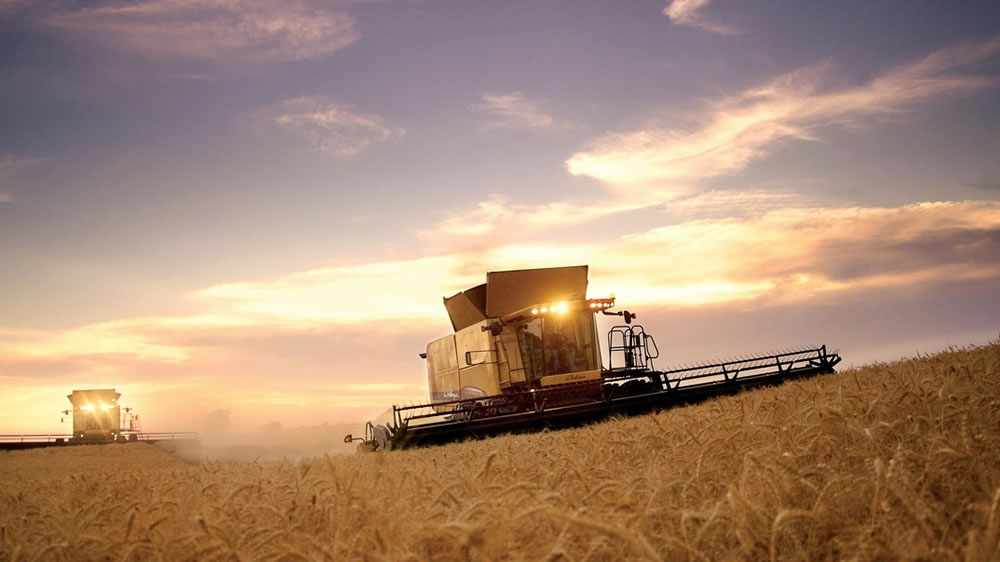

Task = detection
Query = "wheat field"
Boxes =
[2,342,999,561]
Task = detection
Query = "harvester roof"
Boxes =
[66,388,120,406]
[443,265,589,331]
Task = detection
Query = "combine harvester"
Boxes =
[347,266,842,451]
[0,388,197,451]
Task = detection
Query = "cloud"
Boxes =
[42,0,359,63]
[7,200,991,361]
[473,92,555,131]
[566,37,1000,202]
[662,189,827,219]
[269,96,405,157]
[662,0,736,34]
[608,201,1000,306]
[421,193,647,244]
[192,255,470,326]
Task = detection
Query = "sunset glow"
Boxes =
[1,1,998,435]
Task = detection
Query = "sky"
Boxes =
[1,0,998,435]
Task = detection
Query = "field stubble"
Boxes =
[1,342,999,561]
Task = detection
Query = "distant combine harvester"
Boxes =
[0,388,197,451]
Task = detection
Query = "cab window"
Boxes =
[541,312,598,376]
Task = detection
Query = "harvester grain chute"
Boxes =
[345,266,841,451]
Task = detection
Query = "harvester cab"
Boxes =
[346,265,841,451]
[66,389,123,443]
[425,294,629,401]
[418,266,653,409]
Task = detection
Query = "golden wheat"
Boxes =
[1,342,998,561]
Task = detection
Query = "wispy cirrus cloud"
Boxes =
[192,255,469,326]
[473,92,556,131]
[567,37,1000,202]
[662,0,736,34]
[42,0,359,63]
[662,189,826,219]
[429,38,1000,248]
[421,193,646,244]
[269,96,405,157]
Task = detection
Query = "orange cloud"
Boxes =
[3,201,996,372]
[4,201,995,362]
[191,255,475,326]
[662,0,737,34]
[603,201,1000,305]
[421,193,648,244]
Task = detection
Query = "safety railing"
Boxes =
[607,325,659,371]
[0,434,73,443]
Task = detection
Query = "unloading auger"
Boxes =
[345,266,841,451]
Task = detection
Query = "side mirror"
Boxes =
[481,321,503,336]
[343,434,354,443]
[624,311,636,324]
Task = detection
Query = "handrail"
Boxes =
[607,325,656,370]
[130,432,199,441]
[0,434,73,443]
[645,334,660,360]
[0,432,198,444]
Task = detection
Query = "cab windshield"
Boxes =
[517,311,599,379]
